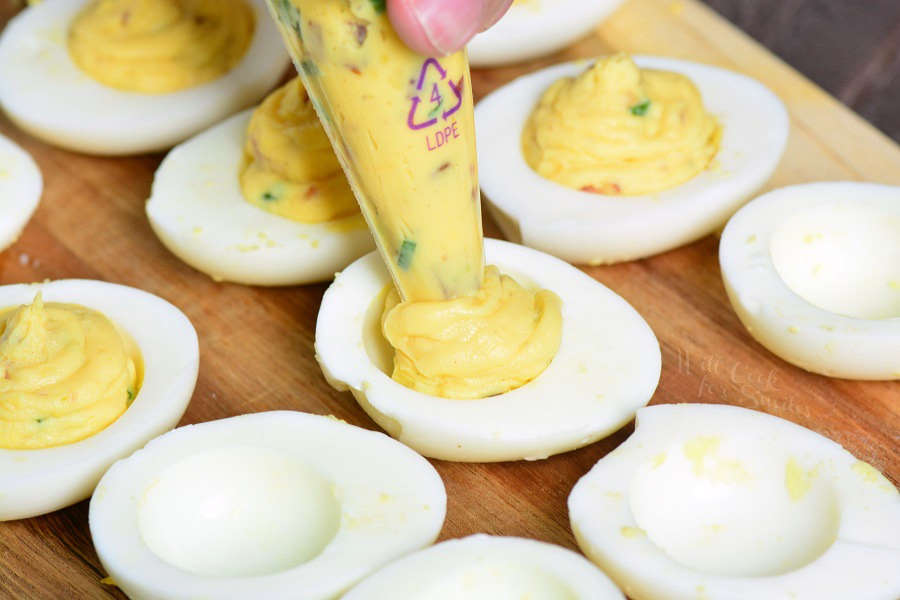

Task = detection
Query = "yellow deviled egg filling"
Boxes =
[382,266,562,399]
[522,53,722,195]
[0,294,141,449]
[240,77,359,223]
[68,0,255,94]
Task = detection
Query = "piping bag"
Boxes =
[265,0,484,301]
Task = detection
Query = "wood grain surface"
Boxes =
[701,0,900,142]
[1,0,898,598]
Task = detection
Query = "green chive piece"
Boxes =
[301,59,319,76]
[35,417,45,424]
[260,183,285,203]
[630,99,651,116]
[428,100,444,118]
[370,0,386,13]
[276,0,302,38]
[127,388,135,403]
[397,240,416,269]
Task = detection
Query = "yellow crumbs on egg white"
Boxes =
[683,435,750,484]
[852,461,896,493]
[784,458,817,502]
[620,526,645,539]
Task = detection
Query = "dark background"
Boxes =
[701,0,899,141]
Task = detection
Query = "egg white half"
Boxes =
[316,238,661,462]
[344,534,625,599]
[0,132,41,252]
[569,403,900,600]
[720,182,900,380]
[0,0,290,155]
[146,109,374,286]
[468,0,625,67]
[0,279,199,520]
[476,56,789,265]
[90,411,446,600]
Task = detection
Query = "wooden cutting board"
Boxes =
[1,0,897,597]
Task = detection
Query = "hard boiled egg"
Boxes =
[146,109,373,286]
[0,0,289,155]
[476,56,788,265]
[569,403,900,600]
[343,534,625,599]
[720,182,900,380]
[468,0,625,67]
[0,279,198,520]
[316,238,661,462]
[90,411,446,600]
[0,132,41,252]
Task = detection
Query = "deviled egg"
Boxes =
[0,132,41,252]
[468,0,625,67]
[90,411,446,600]
[343,534,625,599]
[0,279,198,520]
[146,78,374,286]
[476,55,788,265]
[0,0,290,155]
[569,403,900,600]
[720,182,900,380]
[316,238,661,462]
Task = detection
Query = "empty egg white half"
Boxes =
[0,0,289,155]
[468,0,625,67]
[343,534,625,599]
[146,109,374,286]
[720,182,900,380]
[569,403,900,600]
[0,132,41,252]
[476,56,788,265]
[0,279,198,520]
[315,238,661,462]
[89,411,446,600]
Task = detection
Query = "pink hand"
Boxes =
[388,0,513,56]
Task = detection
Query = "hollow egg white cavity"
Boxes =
[343,534,625,600]
[0,0,289,155]
[569,403,900,600]
[146,109,374,286]
[720,182,900,380]
[468,0,625,67]
[0,132,41,252]
[315,238,661,462]
[0,279,198,520]
[476,57,788,265]
[90,411,446,600]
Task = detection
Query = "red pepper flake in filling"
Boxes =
[437,162,450,172]
[347,65,362,75]
[580,183,622,195]
[305,186,318,198]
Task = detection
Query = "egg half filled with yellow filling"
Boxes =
[522,54,722,196]
[0,0,290,154]
[146,77,374,286]
[0,293,141,450]
[0,279,198,520]
[316,238,661,462]
[476,54,788,265]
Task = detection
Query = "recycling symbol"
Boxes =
[406,58,464,131]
